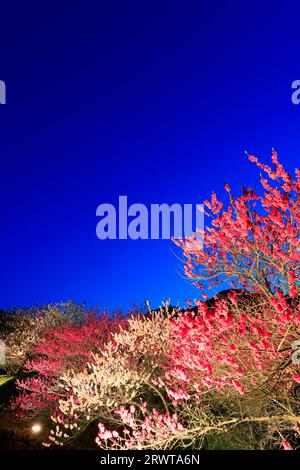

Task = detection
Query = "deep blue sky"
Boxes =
[1,1,300,310]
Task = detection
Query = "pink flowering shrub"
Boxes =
[10,311,125,420]
[152,294,300,449]
[167,152,300,449]
[162,292,300,401]
[4,302,86,374]
[175,150,300,297]
[42,312,172,447]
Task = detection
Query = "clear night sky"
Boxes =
[1,1,300,310]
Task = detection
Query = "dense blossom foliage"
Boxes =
[9,311,125,419]
[43,313,171,447]
[175,150,300,296]
[168,152,300,449]
[3,302,86,374]
[162,292,300,401]
[95,405,184,450]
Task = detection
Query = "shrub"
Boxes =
[43,311,171,447]
[10,309,125,420]
[169,152,300,449]
[156,293,300,449]
[3,302,86,375]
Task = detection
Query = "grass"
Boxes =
[0,376,14,387]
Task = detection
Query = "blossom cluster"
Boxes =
[9,310,125,419]
[175,150,300,297]
[95,404,184,450]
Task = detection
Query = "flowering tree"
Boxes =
[3,302,86,375]
[43,312,171,447]
[175,151,300,297]
[10,311,125,420]
[168,152,300,449]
